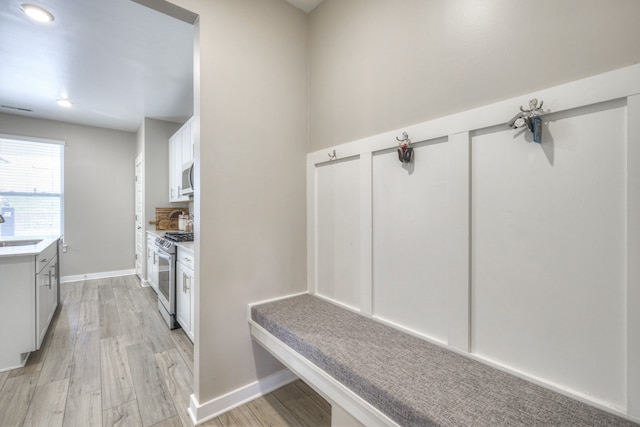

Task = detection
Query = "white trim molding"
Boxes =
[60,269,136,283]
[627,94,640,418]
[188,369,297,425]
[307,63,640,164]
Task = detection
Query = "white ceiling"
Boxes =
[0,0,194,132]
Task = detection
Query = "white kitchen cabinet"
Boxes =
[181,118,193,167]
[0,255,35,369]
[147,234,159,293]
[169,117,194,202]
[0,238,59,370]
[176,246,194,342]
[36,256,57,349]
[169,133,182,202]
[35,241,58,350]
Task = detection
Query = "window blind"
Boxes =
[0,137,64,238]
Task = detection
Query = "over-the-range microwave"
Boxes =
[181,161,194,196]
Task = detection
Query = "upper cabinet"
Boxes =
[169,117,194,202]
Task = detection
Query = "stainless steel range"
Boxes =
[164,231,194,243]
[148,231,194,329]
[148,236,177,328]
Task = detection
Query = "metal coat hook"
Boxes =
[396,132,410,144]
[328,149,337,161]
[520,98,544,116]
[396,132,414,164]
[507,98,545,143]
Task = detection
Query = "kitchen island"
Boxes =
[0,235,62,371]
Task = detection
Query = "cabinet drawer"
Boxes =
[36,242,57,274]
[177,247,194,269]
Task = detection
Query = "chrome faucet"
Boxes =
[0,214,4,223]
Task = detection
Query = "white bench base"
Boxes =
[248,319,399,426]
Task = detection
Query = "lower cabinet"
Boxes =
[35,241,58,350]
[35,256,57,350]
[147,234,158,293]
[176,247,194,342]
[0,239,59,370]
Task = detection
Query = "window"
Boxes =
[0,136,64,238]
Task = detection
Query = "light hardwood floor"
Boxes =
[0,276,330,427]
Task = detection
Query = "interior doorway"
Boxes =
[135,154,145,280]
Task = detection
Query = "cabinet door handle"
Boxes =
[47,270,52,289]
[186,275,190,291]
[40,258,48,263]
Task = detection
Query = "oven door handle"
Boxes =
[155,248,173,260]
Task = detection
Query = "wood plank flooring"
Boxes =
[0,275,331,427]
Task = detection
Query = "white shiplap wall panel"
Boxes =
[306,65,640,417]
[371,139,449,343]
[471,100,627,409]
[316,157,361,310]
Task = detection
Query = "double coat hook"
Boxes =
[507,98,545,143]
[396,132,414,164]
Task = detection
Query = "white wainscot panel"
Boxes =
[372,139,449,343]
[471,100,627,409]
[316,157,361,310]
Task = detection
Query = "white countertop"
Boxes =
[177,242,194,253]
[0,235,62,258]
[146,229,167,239]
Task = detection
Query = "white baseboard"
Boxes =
[188,369,298,425]
[60,269,136,283]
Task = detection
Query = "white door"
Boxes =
[135,155,144,279]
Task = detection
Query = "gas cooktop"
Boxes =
[163,232,194,243]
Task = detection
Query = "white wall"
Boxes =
[316,158,361,309]
[306,2,640,412]
[306,66,640,416]
[165,0,309,413]
[137,117,184,227]
[0,112,136,277]
[372,139,450,343]
[136,0,640,420]
[135,118,185,281]
[308,0,640,150]
[471,100,627,408]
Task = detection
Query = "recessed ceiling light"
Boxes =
[57,99,73,108]
[20,4,54,23]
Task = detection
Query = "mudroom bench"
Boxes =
[249,293,637,427]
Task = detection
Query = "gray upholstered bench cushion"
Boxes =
[251,294,637,427]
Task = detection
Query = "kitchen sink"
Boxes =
[0,239,43,247]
